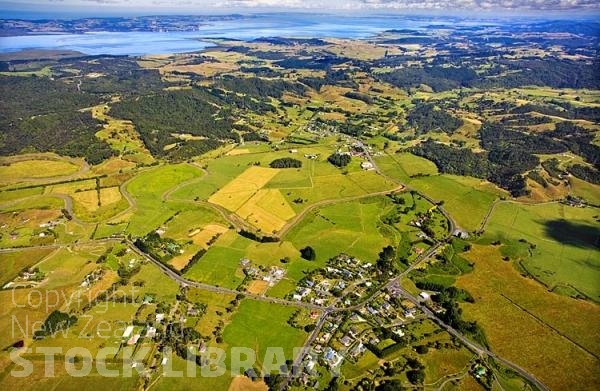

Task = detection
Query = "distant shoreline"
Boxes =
[0,31,216,57]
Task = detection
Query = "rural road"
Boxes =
[0,141,549,391]
[278,243,443,390]
[7,234,548,391]
[277,141,547,391]
[392,284,550,391]
[126,239,328,311]
[276,183,405,238]
[357,145,548,390]
[282,308,332,388]
[353,137,458,235]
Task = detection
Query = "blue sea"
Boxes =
[0,32,215,56]
[0,14,470,56]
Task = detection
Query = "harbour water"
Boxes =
[0,14,464,56]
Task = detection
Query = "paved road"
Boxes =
[355,145,547,390]
[0,142,549,391]
[352,138,458,236]
[276,142,455,390]
[126,239,327,311]
[128,220,548,391]
[280,308,332,389]
[278,242,444,390]
[105,170,143,224]
[393,284,549,391]
[275,141,548,391]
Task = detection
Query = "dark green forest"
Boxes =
[0,75,112,164]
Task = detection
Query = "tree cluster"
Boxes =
[269,157,302,168]
[110,88,238,160]
[34,310,77,339]
[214,76,306,99]
[411,120,580,196]
[406,103,463,134]
[328,152,351,168]
[300,246,316,261]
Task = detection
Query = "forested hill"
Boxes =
[376,59,600,92]
[0,20,599,195]
[0,75,112,164]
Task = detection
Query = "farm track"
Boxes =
[106,165,156,224]
[140,142,550,391]
[162,161,405,239]
[160,163,206,202]
[1,234,551,391]
[370,148,458,235]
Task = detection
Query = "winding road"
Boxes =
[126,238,328,311]
[276,143,547,391]
[1,142,550,391]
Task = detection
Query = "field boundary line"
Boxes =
[500,293,599,360]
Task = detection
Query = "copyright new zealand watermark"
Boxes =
[8,286,338,379]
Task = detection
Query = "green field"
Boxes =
[457,243,600,391]
[341,350,380,380]
[0,247,56,285]
[376,153,504,232]
[93,222,129,239]
[184,244,247,289]
[286,197,392,271]
[0,362,140,391]
[125,262,180,300]
[185,193,429,294]
[172,146,396,215]
[569,176,600,206]
[0,244,113,348]
[162,207,228,240]
[184,229,304,290]
[1,28,600,391]
[391,152,439,177]
[125,164,204,236]
[153,355,233,391]
[0,187,44,203]
[482,202,600,300]
[221,299,307,372]
[0,158,80,184]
